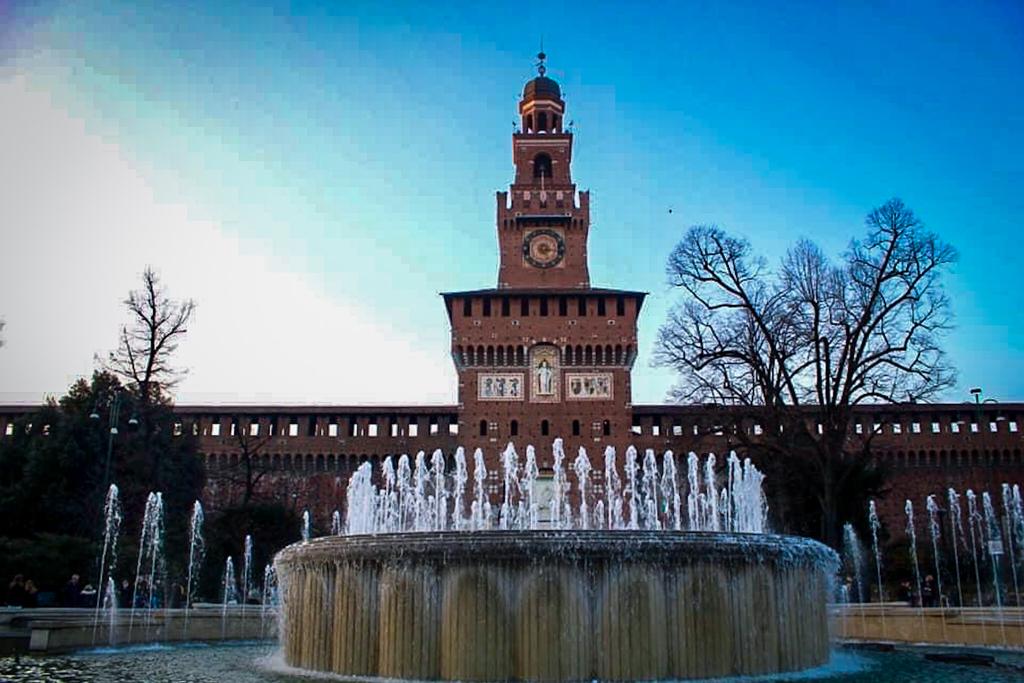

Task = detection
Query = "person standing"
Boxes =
[23,579,39,608]
[6,575,27,607]
[921,574,938,608]
[118,578,132,608]
[61,573,83,607]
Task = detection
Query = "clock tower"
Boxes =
[443,55,644,469]
[497,52,590,289]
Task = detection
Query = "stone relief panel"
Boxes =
[478,373,525,401]
[530,345,560,403]
[565,372,613,400]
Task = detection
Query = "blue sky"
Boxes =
[1,1,1022,405]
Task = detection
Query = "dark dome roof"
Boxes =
[523,76,561,100]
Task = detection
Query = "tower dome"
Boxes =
[523,75,561,100]
[519,51,566,135]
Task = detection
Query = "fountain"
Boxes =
[275,440,837,681]
[92,484,121,644]
[128,491,164,640]
[222,556,236,638]
[183,500,205,638]
[841,522,866,630]
[947,488,966,610]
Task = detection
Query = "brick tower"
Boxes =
[443,54,645,473]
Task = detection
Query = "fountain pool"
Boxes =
[275,442,838,680]
[1,643,1022,682]
[276,530,835,680]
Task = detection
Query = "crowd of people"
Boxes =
[3,574,236,609]
[840,572,944,607]
[3,573,98,608]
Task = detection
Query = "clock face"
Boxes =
[522,229,566,269]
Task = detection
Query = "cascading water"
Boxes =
[331,510,342,536]
[261,563,277,638]
[905,500,925,631]
[924,495,948,640]
[624,446,639,530]
[661,450,681,531]
[413,451,429,531]
[1001,484,1024,641]
[339,442,769,535]
[641,449,659,530]
[867,500,886,636]
[102,576,117,645]
[472,448,489,530]
[432,449,448,531]
[92,484,121,644]
[963,490,990,642]
[982,491,1008,644]
[128,491,164,641]
[1008,484,1024,642]
[183,500,205,639]
[842,522,867,630]
[222,556,236,638]
[301,509,311,542]
[521,446,539,529]
[687,452,700,530]
[704,453,720,532]
[604,446,623,530]
[241,534,254,630]
[276,439,833,681]
[551,439,569,529]
[499,443,520,530]
[452,447,467,530]
[573,447,592,529]
[947,488,967,611]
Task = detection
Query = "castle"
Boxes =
[1,57,1020,538]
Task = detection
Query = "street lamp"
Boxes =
[958,387,999,430]
[90,390,138,492]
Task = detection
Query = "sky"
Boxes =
[1,1,1022,406]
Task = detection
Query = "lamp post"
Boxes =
[90,390,138,493]
[958,387,1000,434]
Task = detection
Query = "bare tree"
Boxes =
[655,199,957,545]
[106,267,195,406]
[219,415,275,508]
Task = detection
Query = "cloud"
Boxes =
[0,71,456,405]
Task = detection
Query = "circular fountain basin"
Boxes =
[275,530,836,681]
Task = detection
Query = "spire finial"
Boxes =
[536,40,546,77]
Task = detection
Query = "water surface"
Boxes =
[0,643,1021,682]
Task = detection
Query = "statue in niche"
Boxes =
[537,359,554,395]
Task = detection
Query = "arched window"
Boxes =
[533,153,552,179]
[479,420,488,437]
[511,420,519,437]
[537,112,548,133]
[572,420,580,436]
[524,114,533,132]
[603,420,611,436]
[541,419,550,436]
